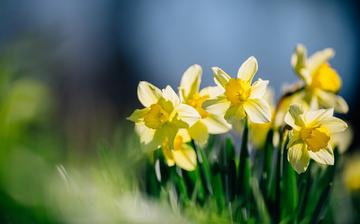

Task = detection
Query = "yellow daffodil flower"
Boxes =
[206,57,271,126]
[179,64,231,145]
[162,129,197,171]
[291,44,348,113]
[285,104,347,174]
[128,81,200,151]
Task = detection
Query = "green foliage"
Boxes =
[142,124,345,223]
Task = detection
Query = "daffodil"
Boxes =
[206,57,271,126]
[179,64,231,144]
[285,104,347,174]
[128,81,200,151]
[162,129,197,171]
[291,44,348,113]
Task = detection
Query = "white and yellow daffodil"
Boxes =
[291,44,348,113]
[206,57,271,126]
[162,129,197,171]
[285,104,347,174]
[179,64,231,145]
[128,81,200,152]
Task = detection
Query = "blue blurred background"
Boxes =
[0,0,359,149]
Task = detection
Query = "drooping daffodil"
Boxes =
[128,81,200,152]
[179,64,231,145]
[206,56,271,126]
[291,44,348,113]
[285,104,347,174]
[162,129,197,171]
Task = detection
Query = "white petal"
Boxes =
[321,117,348,134]
[304,108,333,127]
[179,64,202,100]
[334,95,349,114]
[137,81,162,107]
[291,44,311,84]
[162,85,180,105]
[243,99,271,124]
[308,146,334,165]
[249,79,269,99]
[202,114,231,134]
[285,104,305,128]
[287,143,310,174]
[316,90,348,114]
[176,104,201,126]
[199,86,224,98]
[237,56,258,83]
[203,96,231,115]
[135,123,155,144]
[212,67,231,88]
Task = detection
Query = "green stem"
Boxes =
[237,119,251,203]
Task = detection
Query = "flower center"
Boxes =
[144,103,170,129]
[300,126,330,151]
[187,93,209,118]
[225,78,251,105]
[311,63,341,93]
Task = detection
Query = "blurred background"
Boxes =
[0,0,359,223]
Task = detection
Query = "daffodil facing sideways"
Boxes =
[207,57,271,126]
[179,64,231,145]
[285,104,347,174]
[127,81,200,152]
[291,44,348,113]
[162,129,197,171]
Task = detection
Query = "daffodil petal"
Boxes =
[203,96,231,115]
[288,143,310,174]
[250,79,269,99]
[321,117,348,134]
[335,95,349,114]
[291,44,307,73]
[135,123,155,144]
[176,129,191,143]
[176,103,201,126]
[137,81,162,107]
[304,108,333,126]
[285,104,305,128]
[189,120,209,145]
[173,144,197,171]
[162,85,180,105]
[244,99,271,124]
[179,64,202,100]
[202,114,231,134]
[225,105,246,124]
[237,56,258,83]
[199,86,224,98]
[212,67,231,88]
[307,48,334,75]
[308,146,334,165]
[127,108,150,122]
[316,90,348,114]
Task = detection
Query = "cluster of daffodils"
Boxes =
[128,45,348,174]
